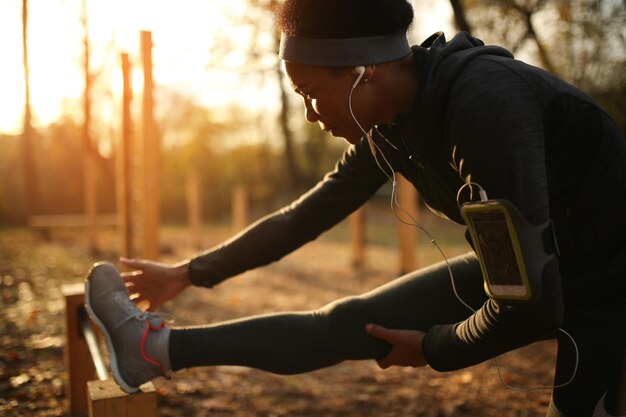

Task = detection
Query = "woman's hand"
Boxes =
[120,258,192,311]
[365,324,428,369]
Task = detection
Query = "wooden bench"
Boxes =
[28,214,117,239]
[63,283,157,417]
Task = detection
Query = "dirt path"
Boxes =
[0,226,556,416]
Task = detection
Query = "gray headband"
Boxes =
[279,32,411,67]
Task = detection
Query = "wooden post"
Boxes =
[349,205,367,268]
[396,174,419,274]
[140,31,160,260]
[186,171,203,249]
[63,283,95,417]
[84,150,98,254]
[232,185,248,232]
[88,380,157,417]
[117,53,134,259]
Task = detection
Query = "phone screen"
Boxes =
[468,209,524,287]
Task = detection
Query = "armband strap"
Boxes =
[461,199,557,303]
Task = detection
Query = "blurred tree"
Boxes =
[11,116,115,218]
[21,0,41,219]
[293,120,347,186]
[458,0,626,131]
[0,114,117,225]
[0,134,24,223]
[449,0,472,33]
[158,89,235,222]
[39,118,85,214]
[82,0,100,253]
[211,0,311,189]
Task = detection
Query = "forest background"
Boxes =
[1,0,624,228]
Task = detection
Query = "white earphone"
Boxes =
[352,66,366,89]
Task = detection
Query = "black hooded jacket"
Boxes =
[188,32,626,371]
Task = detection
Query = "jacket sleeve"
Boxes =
[422,57,564,371]
[187,139,388,288]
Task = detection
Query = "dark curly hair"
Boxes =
[275,0,414,39]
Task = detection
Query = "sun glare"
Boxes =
[0,1,29,134]
[0,0,247,135]
[1,0,454,136]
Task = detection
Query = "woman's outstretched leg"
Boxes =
[86,254,487,393]
[170,252,487,373]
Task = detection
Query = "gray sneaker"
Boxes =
[84,261,168,393]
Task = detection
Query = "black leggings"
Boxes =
[169,252,626,416]
[170,253,485,373]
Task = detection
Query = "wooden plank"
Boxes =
[28,214,117,228]
[88,379,157,417]
[117,52,134,259]
[84,155,99,253]
[186,171,203,250]
[64,284,158,417]
[63,283,95,416]
[396,174,419,274]
[232,186,248,232]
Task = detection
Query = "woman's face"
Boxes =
[284,61,375,145]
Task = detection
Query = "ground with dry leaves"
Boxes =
[0,212,557,416]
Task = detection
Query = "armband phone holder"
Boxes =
[460,199,556,303]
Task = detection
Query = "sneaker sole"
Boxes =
[84,269,140,394]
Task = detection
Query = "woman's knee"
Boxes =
[320,296,369,334]
[316,296,388,359]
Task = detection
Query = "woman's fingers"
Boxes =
[365,324,427,368]
[121,270,142,281]
[120,257,151,271]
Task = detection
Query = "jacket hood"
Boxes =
[395,32,514,158]
[419,31,513,89]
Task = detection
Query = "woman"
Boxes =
[86,0,626,415]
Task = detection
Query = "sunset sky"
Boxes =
[0,0,453,135]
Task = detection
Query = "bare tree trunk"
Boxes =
[140,31,160,260]
[21,0,41,218]
[522,9,557,75]
[502,0,557,76]
[82,0,99,254]
[449,0,472,33]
